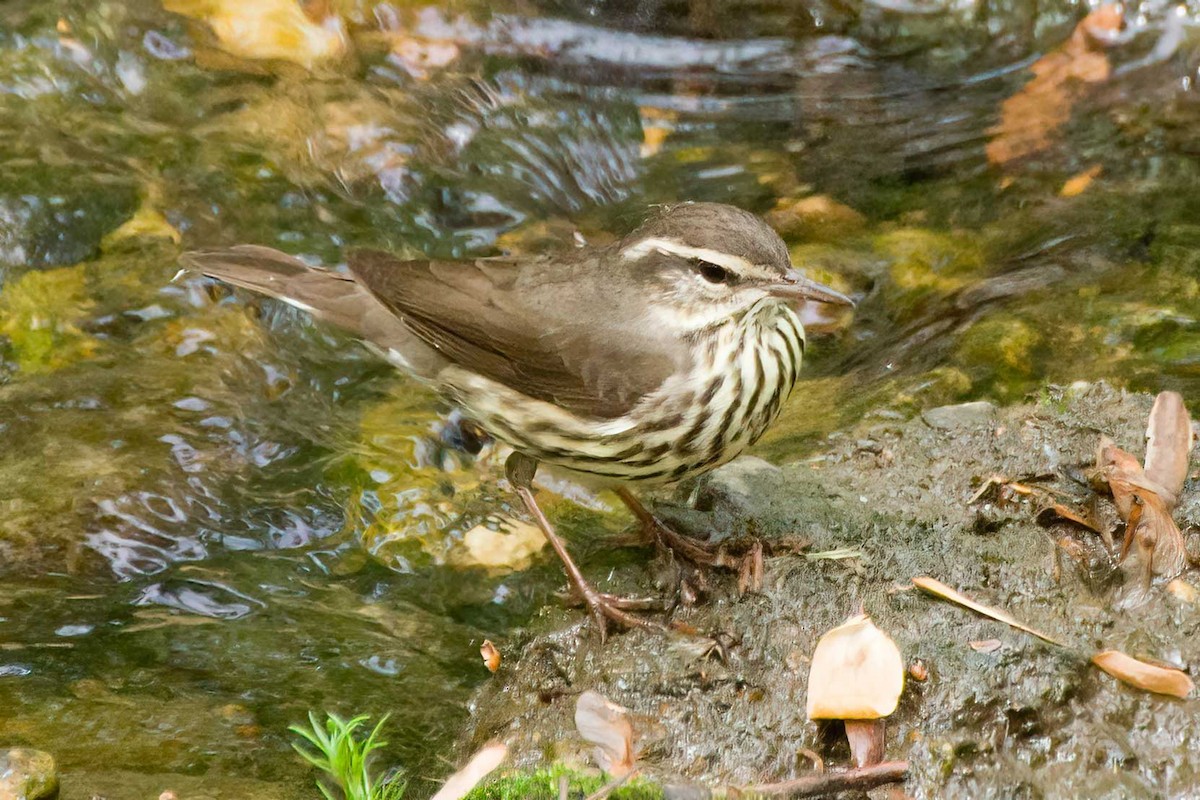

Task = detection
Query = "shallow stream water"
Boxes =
[2,0,1200,797]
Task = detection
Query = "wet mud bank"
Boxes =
[462,384,1200,798]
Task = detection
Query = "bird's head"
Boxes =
[617,202,853,330]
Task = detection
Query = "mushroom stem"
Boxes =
[844,719,885,768]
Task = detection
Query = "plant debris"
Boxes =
[480,640,501,673]
[1092,391,1193,582]
[429,741,507,800]
[574,691,636,778]
[912,577,1063,646]
[1091,650,1194,699]
[735,761,910,797]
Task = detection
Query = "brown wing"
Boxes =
[346,249,680,418]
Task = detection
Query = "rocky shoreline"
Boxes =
[458,384,1200,798]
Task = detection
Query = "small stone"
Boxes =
[704,456,782,503]
[0,748,59,800]
[921,401,997,431]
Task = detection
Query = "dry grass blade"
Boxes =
[429,741,507,800]
[1144,391,1193,509]
[912,577,1063,646]
[1092,650,1195,698]
[575,690,636,777]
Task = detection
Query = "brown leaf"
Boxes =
[969,639,1003,654]
[1091,650,1194,698]
[480,639,501,673]
[575,690,636,777]
[1035,502,1101,534]
[429,741,507,800]
[1144,391,1193,509]
[986,5,1123,165]
[1122,491,1188,581]
[912,576,1063,646]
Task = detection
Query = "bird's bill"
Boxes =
[769,269,855,306]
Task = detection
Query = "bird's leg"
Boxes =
[505,453,664,640]
[616,487,720,563]
[615,487,763,591]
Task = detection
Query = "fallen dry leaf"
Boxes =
[1091,650,1194,698]
[480,639,501,673]
[1059,165,1103,197]
[575,690,636,777]
[987,5,1123,166]
[429,741,507,800]
[969,639,1003,654]
[1143,391,1193,508]
[912,576,1063,646]
[1121,490,1188,582]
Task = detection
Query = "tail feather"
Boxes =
[180,245,443,378]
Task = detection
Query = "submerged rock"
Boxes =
[0,749,58,800]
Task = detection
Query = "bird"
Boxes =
[181,202,853,638]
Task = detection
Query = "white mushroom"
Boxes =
[806,613,905,767]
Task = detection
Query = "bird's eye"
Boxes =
[693,259,734,284]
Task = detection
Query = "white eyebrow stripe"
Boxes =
[620,237,755,273]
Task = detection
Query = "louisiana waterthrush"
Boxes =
[183,202,853,636]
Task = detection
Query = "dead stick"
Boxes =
[738,760,908,797]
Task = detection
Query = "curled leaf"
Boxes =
[1144,391,1193,509]
[1091,650,1194,698]
[480,640,501,673]
[912,576,1062,646]
[575,690,636,777]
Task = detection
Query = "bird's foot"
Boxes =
[562,583,667,642]
[651,518,767,594]
[616,487,772,595]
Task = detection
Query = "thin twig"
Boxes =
[737,760,909,797]
[584,769,639,800]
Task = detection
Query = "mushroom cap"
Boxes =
[806,613,904,720]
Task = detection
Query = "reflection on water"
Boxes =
[2,0,1200,795]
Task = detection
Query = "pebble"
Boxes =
[921,401,996,431]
